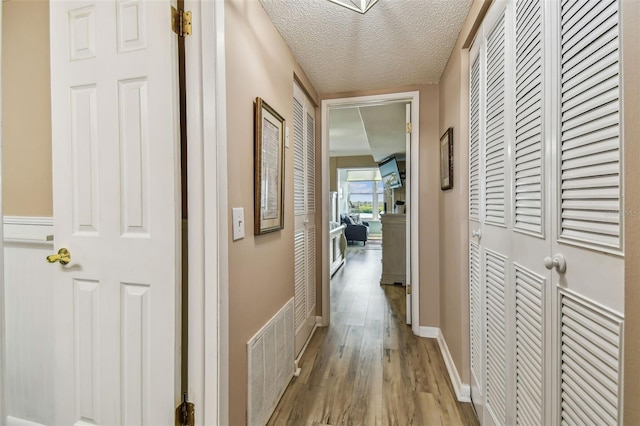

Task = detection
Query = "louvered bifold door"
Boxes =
[468,37,486,420]
[511,0,550,425]
[293,96,307,339]
[554,1,625,422]
[293,83,317,355]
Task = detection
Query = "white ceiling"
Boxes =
[329,103,408,161]
[259,0,472,161]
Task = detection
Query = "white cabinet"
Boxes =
[380,214,406,285]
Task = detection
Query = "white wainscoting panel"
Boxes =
[3,217,54,426]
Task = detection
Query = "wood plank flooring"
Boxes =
[267,244,479,426]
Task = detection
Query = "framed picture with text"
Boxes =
[254,97,286,234]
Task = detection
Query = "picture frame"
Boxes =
[440,127,453,190]
[254,97,286,235]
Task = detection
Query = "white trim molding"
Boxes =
[185,0,229,424]
[435,329,471,403]
[3,216,54,244]
[419,326,441,339]
[321,91,421,332]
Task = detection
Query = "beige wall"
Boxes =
[1,0,52,217]
[623,0,640,422]
[437,0,491,385]
[323,85,441,327]
[329,155,377,191]
[224,1,318,424]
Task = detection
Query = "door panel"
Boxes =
[484,249,508,426]
[49,1,180,423]
[513,265,545,425]
[555,0,624,314]
[470,0,625,425]
[468,33,484,420]
[293,84,316,355]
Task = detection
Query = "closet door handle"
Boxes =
[544,254,566,274]
[472,230,482,239]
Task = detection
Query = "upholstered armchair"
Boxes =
[339,213,370,245]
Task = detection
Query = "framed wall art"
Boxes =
[440,127,453,190]
[254,97,286,234]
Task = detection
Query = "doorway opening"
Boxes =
[321,91,420,333]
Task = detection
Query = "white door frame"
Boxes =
[184,1,228,425]
[0,2,228,423]
[320,91,421,335]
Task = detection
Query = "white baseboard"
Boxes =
[294,323,318,376]
[435,330,471,403]
[419,326,441,338]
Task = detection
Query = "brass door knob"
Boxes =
[47,248,71,265]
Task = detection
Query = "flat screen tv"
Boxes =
[379,156,402,189]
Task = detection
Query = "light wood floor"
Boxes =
[267,244,479,426]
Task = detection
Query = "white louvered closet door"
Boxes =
[510,0,552,424]
[469,0,626,425]
[468,37,485,422]
[553,0,625,423]
[293,83,317,356]
[468,3,515,425]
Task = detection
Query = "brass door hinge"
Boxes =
[407,284,412,294]
[172,6,192,37]
[176,393,195,426]
[406,122,412,133]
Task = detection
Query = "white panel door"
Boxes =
[49,1,180,424]
[293,83,316,355]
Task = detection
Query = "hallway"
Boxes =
[267,245,478,425]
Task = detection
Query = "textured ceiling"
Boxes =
[259,0,473,94]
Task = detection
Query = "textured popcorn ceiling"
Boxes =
[259,0,474,94]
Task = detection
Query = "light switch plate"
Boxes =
[232,207,245,241]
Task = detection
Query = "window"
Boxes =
[348,179,384,220]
